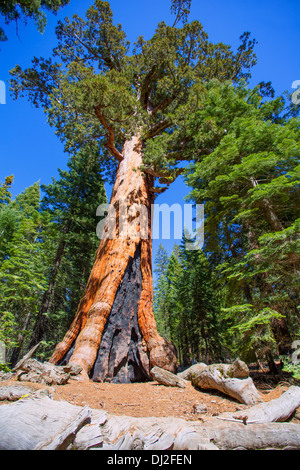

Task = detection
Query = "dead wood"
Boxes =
[177,363,207,380]
[1,392,300,450]
[0,396,91,450]
[34,405,92,450]
[150,366,187,388]
[192,363,262,405]
[217,385,300,424]
[16,359,71,385]
[14,358,83,386]
[11,342,41,372]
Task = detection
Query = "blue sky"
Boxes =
[0,0,299,258]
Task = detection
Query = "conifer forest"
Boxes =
[0,0,300,453]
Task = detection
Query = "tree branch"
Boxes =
[94,106,123,161]
[145,119,171,140]
[139,65,157,110]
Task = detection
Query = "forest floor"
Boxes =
[1,369,298,422]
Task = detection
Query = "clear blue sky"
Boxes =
[0,0,299,258]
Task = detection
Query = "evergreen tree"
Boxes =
[154,239,221,366]
[0,176,13,207]
[154,243,171,339]
[175,236,221,364]
[185,80,300,366]
[0,176,19,264]
[0,0,71,42]
[0,182,51,362]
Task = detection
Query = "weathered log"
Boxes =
[35,405,91,450]
[218,385,300,424]
[13,358,83,386]
[177,363,207,380]
[150,366,187,388]
[99,410,300,450]
[196,420,300,450]
[72,409,107,450]
[17,359,70,386]
[1,393,300,450]
[0,396,91,450]
[178,359,249,382]
[73,424,104,450]
[173,426,219,450]
[192,363,262,405]
[224,359,250,378]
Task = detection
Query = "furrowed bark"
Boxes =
[50,135,177,381]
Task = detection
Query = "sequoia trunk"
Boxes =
[49,136,177,381]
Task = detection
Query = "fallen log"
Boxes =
[192,364,262,405]
[195,419,300,450]
[179,359,250,382]
[217,385,300,424]
[150,366,187,388]
[1,391,300,450]
[177,363,207,381]
[35,405,91,450]
[10,347,83,386]
[72,423,104,450]
[0,396,92,450]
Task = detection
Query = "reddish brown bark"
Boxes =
[49,136,177,381]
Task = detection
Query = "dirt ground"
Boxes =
[0,375,293,422]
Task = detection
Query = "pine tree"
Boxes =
[185,80,300,365]
[0,176,19,264]
[0,0,71,42]
[154,243,171,339]
[0,176,13,207]
[154,240,221,366]
[0,182,51,363]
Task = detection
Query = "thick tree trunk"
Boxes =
[49,136,177,381]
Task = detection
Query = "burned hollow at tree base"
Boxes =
[91,244,151,383]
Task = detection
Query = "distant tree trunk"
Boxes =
[49,136,177,382]
[9,310,32,368]
[271,316,293,356]
[28,219,72,351]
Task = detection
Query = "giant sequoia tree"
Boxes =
[10,0,257,382]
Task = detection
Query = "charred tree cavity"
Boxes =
[92,244,151,383]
